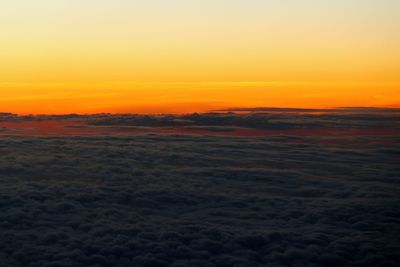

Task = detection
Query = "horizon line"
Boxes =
[2,106,400,117]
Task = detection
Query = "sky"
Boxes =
[1,0,399,114]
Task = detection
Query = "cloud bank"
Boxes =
[0,135,399,266]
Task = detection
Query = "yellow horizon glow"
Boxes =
[1,0,399,114]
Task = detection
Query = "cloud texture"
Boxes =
[0,135,399,266]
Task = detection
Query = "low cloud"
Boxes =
[0,135,399,266]
[1,108,400,131]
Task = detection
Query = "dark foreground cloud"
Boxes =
[0,135,399,267]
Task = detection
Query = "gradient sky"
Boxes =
[1,0,399,114]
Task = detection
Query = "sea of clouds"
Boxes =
[0,134,399,267]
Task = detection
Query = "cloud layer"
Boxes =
[0,135,399,266]
[2,108,400,132]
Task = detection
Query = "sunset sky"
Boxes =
[1,0,399,114]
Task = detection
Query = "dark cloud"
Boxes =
[216,107,400,114]
[0,134,399,266]
[2,109,400,131]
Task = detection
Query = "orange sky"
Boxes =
[1,0,399,114]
